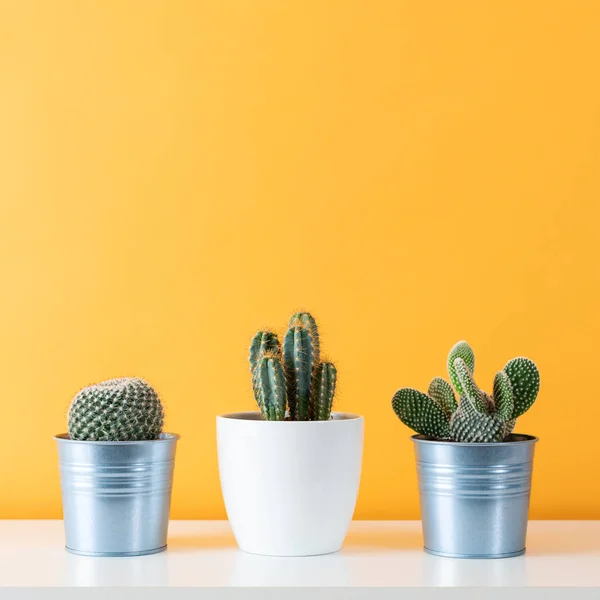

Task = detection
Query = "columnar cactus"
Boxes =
[253,352,287,421]
[283,314,319,421]
[249,312,337,421]
[392,341,540,442]
[68,377,164,441]
[310,362,337,421]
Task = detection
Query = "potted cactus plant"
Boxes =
[217,312,364,557]
[54,378,179,556]
[392,341,540,559]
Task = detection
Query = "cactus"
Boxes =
[392,341,540,443]
[68,377,164,441]
[427,377,457,418]
[504,357,540,418]
[249,331,281,373]
[283,313,320,421]
[253,352,287,421]
[249,312,337,421]
[392,388,451,439]
[310,362,337,421]
[447,341,475,397]
[449,397,505,443]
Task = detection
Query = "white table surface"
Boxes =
[0,520,598,599]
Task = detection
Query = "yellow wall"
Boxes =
[1,0,599,520]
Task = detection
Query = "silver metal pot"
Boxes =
[54,433,179,557]
[412,434,537,559]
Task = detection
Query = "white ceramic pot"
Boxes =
[217,412,364,556]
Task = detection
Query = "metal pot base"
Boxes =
[424,546,525,559]
[65,545,167,557]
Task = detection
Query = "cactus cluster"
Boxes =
[392,341,540,442]
[249,312,337,421]
[68,377,164,441]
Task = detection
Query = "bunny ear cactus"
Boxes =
[249,312,337,421]
[392,341,540,443]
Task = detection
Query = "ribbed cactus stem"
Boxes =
[254,353,287,421]
[283,314,319,421]
[68,378,164,441]
[288,312,320,365]
[310,362,337,420]
[249,331,281,373]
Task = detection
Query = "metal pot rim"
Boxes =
[411,433,538,447]
[53,432,180,445]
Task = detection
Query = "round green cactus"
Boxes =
[68,378,164,441]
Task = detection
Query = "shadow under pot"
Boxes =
[413,434,538,559]
[54,433,179,557]
[217,412,364,557]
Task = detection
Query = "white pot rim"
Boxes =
[217,411,363,423]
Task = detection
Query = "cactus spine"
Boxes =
[249,312,336,421]
[392,341,540,443]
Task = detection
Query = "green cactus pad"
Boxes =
[249,331,281,373]
[447,341,475,397]
[453,358,487,413]
[504,357,540,419]
[254,354,287,421]
[392,388,451,439]
[310,362,337,420]
[427,377,457,418]
[68,378,164,441]
[450,399,505,443]
[283,323,318,421]
[502,418,517,438]
[493,370,514,421]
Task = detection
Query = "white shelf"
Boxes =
[1,520,598,598]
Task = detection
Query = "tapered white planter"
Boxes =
[217,412,364,556]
